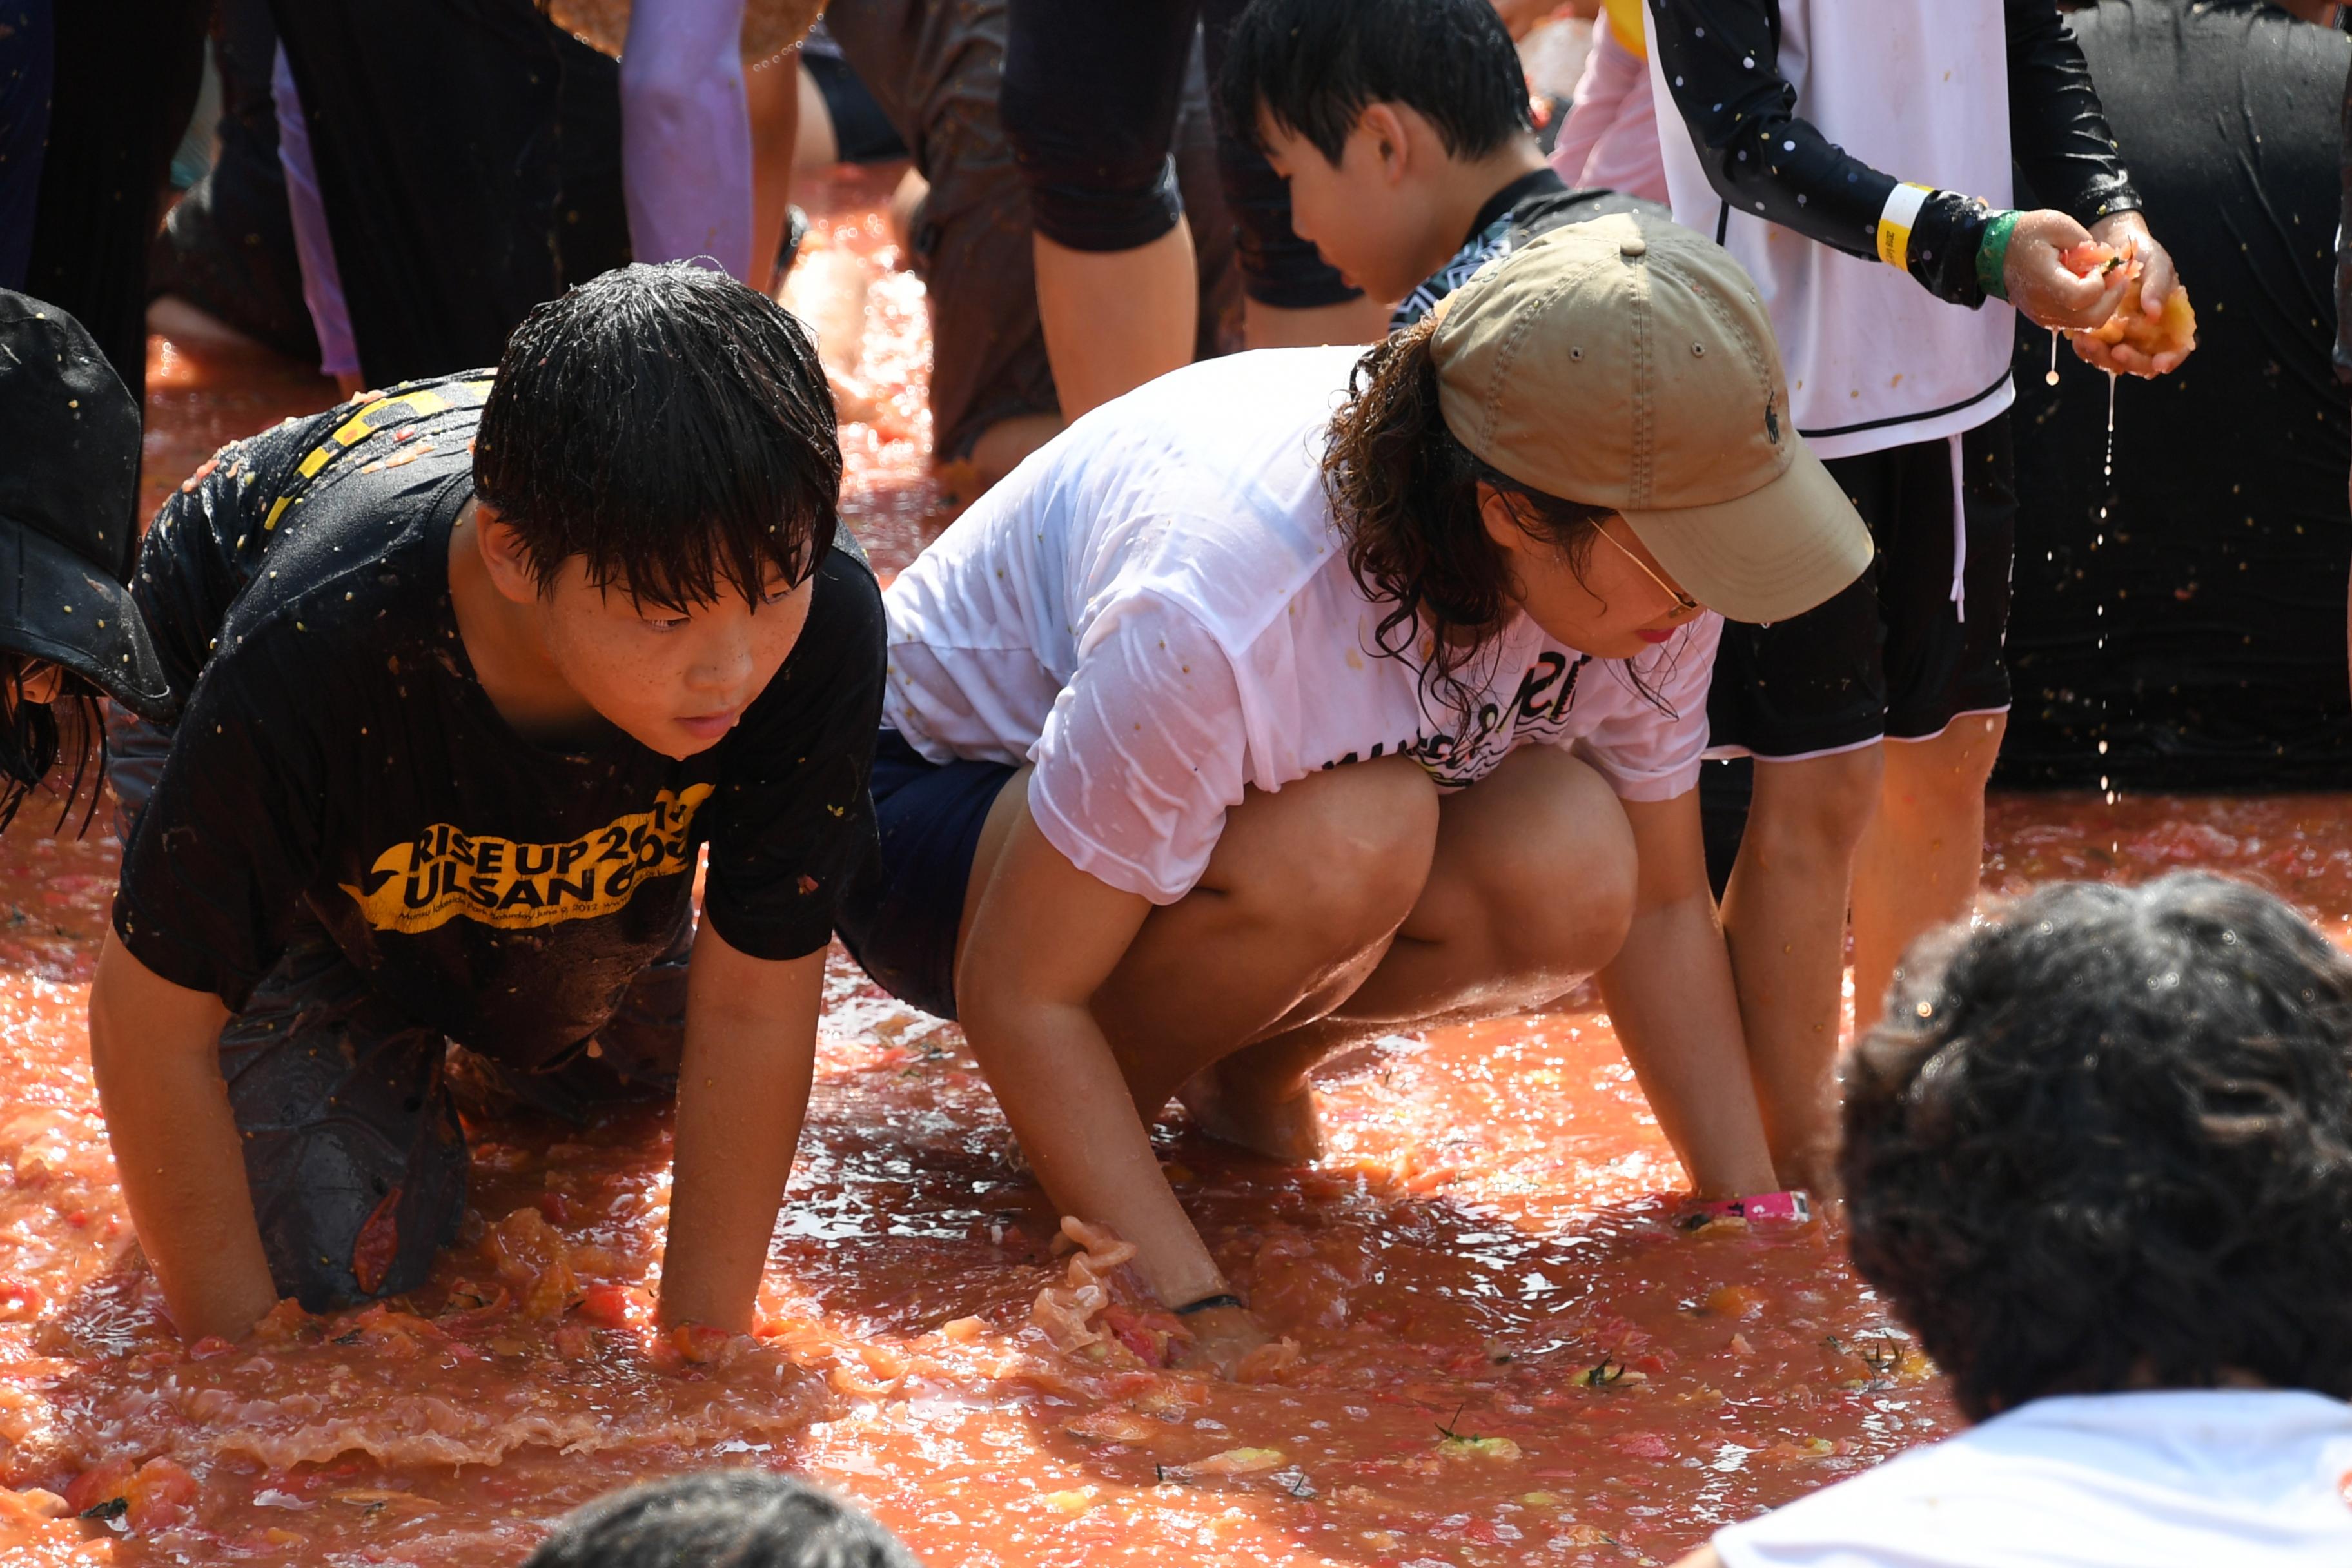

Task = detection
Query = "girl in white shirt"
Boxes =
[837,213,1873,1367]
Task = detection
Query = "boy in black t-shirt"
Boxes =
[1217,0,1659,330]
[92,264,884,1345]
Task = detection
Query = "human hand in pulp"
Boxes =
[2003,208,2135,333]
[2066,211,2195,378]
[1173,1301,1274,1377]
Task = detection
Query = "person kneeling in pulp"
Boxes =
[90,263,883,1344]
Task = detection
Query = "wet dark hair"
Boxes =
[1219,0,1534,164]
[1324,319,1626,726]
[522,1473,923,1568]
[1843,872,2352,1422]
[473,262,841,611]
[0,658,103,836]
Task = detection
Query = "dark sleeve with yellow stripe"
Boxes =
[1648,0,2139,310]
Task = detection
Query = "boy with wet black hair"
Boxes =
[522,1473,921,1568]
[1218,0,1658,324]
[91,262,884,1346]
[1679,872,2352,1566]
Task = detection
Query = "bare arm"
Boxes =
[955,808,1232,1313]
[1594,791,1778,1199]
[1671,1548,1725,1568]
[656,924,824,1333]
[621,0,755,280]
[88,930,275,1342]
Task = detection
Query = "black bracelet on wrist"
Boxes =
[1173,1292,1244,1317]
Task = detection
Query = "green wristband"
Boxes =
[1976,209,2022,302]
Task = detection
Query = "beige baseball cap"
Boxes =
[1429,210,1872,625]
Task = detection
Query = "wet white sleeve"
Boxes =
[1570,613,1721,801]
[1025,596,1250,905]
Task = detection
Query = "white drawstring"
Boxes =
[1948,432,1968,623]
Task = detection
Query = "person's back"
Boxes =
[880,341,1719,808]
[1712,1388,2352,1563]
[1678,872,2352,1566]
[2000,0,2352,791]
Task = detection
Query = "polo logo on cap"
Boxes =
[1764,394,1781,444]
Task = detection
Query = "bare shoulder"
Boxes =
[1669,1546,1725,1568]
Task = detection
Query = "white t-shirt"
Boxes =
[883,346,1719,905]
[1713,1390,2352,1568]
[1647,0,2017,460]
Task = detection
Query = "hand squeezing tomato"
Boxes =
[2059,215,2196,377]
[1998,209,2193,378]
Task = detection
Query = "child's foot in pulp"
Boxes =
[1177,1061,1326,1163]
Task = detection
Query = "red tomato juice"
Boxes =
[0,168,2322,1567]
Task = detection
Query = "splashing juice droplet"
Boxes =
[2046,329,2061,386]
[2104,369,2117,480]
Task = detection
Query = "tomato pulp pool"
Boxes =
[1,170,2328,1566]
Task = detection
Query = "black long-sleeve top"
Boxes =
[1649,0,2142,309]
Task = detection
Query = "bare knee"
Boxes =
[1882,714,2005,819]
[1213,758,1439,956]
[1745,744,1885,870]
[1458,754,1636,975]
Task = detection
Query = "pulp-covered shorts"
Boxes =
[1705,413,2017,760]
[107,712,685,1313]
[834,730,1018,1022]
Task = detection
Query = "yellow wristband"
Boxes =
[1875,183,1934,271]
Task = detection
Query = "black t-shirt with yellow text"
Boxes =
[114,374,883,1066]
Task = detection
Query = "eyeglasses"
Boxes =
[1595,524,1701,613]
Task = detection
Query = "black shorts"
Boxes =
[997,0,1353,308]
[1706,414,2017,760]
[833,730,1016,1023]
[801,44,907,165]
[224,915,686,1312]
[826,0,1239,460]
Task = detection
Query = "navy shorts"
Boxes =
[834,730,1017,1022]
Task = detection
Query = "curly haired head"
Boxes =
[1322,318,1616,723]
[1843,872,2352,1421]
[523,1472,920,1568]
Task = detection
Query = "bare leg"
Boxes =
[1720,745,1883,1189]
[745,53,800,292]
[1303,749,1634,1030]
[1032,224,1198,418]
[1241,293,1392,351]
[887,168,928,254]
[1850,713,2006,1034]
[965,413,1064,493]
[961,756,1440,1146]
[1144,750,1639,1158]
[959,752,1652,1166]
[792,61,838,172]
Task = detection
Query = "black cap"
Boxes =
[0,291,173,721]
